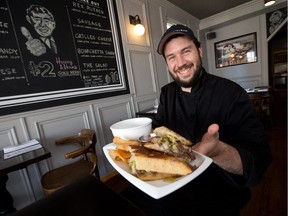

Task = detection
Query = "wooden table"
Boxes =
[245,88,268,94]
[10,175,146,216]
[136,107,157,118]
[0,146,51,214]
[0,146,51,175]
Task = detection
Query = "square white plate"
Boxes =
[103,143,213,199]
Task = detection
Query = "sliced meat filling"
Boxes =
[150,137,195,163]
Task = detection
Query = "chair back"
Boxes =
[254,86,274,128]
[56,129,99,177]
[254,85,273,108]
[41,129,99,195]
[249,93,264,117]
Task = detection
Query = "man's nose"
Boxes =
[39,19,46,26]
[175,55,186,67]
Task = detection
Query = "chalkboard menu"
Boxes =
[0,0,129,115]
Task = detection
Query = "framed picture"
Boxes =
[0,0,130,115]
[214,33,257,68]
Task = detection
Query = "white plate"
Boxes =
[103,143,213,199]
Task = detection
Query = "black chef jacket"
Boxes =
[136,68,273,215]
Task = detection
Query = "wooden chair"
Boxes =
[254,85,273,92]
[41,129,99,195]
[249,93,265,118]
[255,86,274,127]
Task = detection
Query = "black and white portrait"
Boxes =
[21,5,57,56]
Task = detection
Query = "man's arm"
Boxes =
[192,123,243,175]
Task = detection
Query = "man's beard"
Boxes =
[169,63,202,88]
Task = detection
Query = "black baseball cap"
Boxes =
[157,24,200,55]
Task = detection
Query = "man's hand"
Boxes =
[192,123,243,175]
[192,123,220,157]
[25,39,46,56]
[21,26,46,56]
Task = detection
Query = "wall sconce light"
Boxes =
[129,15,145,36]
[264,0,275,6]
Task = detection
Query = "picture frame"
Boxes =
[0,0,130,115]
[214,33,257,68]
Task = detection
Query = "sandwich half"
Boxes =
[127,145,192,181]
[143,126,195,163]
[153,126,192,146]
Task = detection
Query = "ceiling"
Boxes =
[167,0,253,20]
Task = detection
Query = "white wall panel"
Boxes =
[130,50,157,96]
[6,170,35,209]
[0,118,29,149]
[136,98,156,111]
[24,106,93,168]
[92,96,134,176]
[147,1,170,91]
[237,78,261,89]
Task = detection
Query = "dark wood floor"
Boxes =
[240,89,287,216]
[104,89,287,216]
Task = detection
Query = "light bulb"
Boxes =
[134,24,145,36]
[264,0,275,6]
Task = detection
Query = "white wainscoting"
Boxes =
[0,94,135,209]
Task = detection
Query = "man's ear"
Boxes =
[26,15,31,24]
[198,47,203,58]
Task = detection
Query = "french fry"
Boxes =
[109,150,122,161]
[113,136,140,146]
[117,149,131,159]
[109,149,130,164]
[116,143,136,151]
[109,136,139,164]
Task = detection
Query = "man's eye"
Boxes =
[183,49,191,54]
[167,56,175,61]
[32,18,40,22]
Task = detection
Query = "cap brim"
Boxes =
[157,32,186,55]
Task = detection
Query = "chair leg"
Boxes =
[93,166,100,179]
